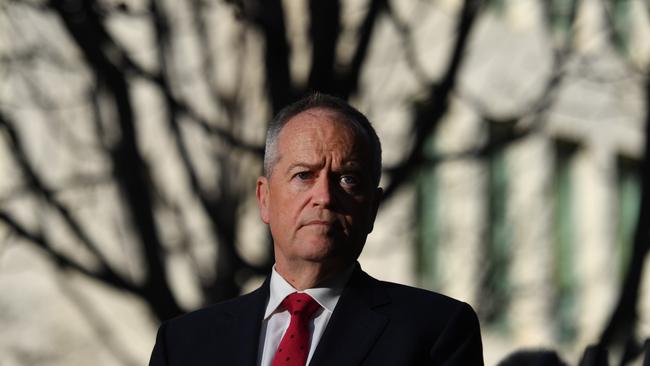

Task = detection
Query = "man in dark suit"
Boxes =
[149,93,484,365]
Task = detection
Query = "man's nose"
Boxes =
[312,174,333,207]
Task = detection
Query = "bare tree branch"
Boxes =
[383,1,429,85]
[599,0,649,77]
[53,271,141,366]
[188,0,242,121]
[123,51,264,156]
[599,67,650,363]
[0,112,129,286]
[306,0,341,95]
[382,0,483,199]
[49,0,182,320]
[148,0,269,304]
[339,0,387,100]
[253,0,294,114]
[0,209,140,293]
[384,0,580,192]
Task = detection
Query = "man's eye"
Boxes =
[295,171,312,180]
[340,175,359,187]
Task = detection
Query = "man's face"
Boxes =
[256,108,382,273]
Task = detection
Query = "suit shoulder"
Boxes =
[378,280,466,307]
[374,279,479,325]
[354,268,476,316]
[374,279,482,349]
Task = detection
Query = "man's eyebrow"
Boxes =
[340,161,362,169]
[285,160,362,174]
[285,162,322,174]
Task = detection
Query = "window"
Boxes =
[616,155,640,278]
[416,137,439,290]
[478,122,513,328]
[552,140,578,341]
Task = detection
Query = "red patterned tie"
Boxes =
[271,293,321,366]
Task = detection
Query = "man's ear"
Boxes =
[256,176,270,224]
[367,187,383,233]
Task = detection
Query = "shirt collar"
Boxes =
[264,264,355,319]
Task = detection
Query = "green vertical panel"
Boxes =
[486,0,506,13]
[547,0,577,46]
[612,0,631,54]
[616,156,640,279]
[480,122,512,330]
[416,136,439,290]
[550,0,575,32]
[552,141,577,342]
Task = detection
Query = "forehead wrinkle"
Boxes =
[274,109,370,176]
[282,139,360,169]
[285,157,362,174]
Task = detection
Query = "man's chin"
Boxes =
[297,236,345,260]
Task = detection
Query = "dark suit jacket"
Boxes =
[149,266,484,365]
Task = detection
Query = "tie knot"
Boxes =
[282,293,321,319]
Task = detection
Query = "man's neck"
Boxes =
[274,260,350,290]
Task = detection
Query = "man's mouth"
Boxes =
[304,220,333,227]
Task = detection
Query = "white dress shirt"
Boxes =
[257,265,354,366]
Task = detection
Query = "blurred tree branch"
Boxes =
[0,6,648,364]
[382,0,483,199]
[599,67,650,364]
[49,0,182,320]
[0,112,137,291]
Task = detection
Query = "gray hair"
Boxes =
[263,93,382,187]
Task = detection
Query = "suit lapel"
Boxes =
[309,267,390,366]
[222,277,270,365]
